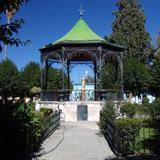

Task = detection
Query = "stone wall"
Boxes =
[38,101,104,122]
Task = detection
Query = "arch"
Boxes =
[66,50,97,62]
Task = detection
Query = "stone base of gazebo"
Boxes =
[38,101,104,121]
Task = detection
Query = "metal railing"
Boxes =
[26,111,61,156]
[42,111,60,140]
[105,119,120,156]
[104,119,155,156]
[41,89,122,101]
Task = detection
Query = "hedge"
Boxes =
[115,118,141,156]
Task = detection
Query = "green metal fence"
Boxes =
[42,111,60,140]
[26,111,61,156]
[105,119,120,156]
[105,119,155,156]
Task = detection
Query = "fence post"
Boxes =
[26,125,29,157]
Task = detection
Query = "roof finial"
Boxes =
[78,4,85,19]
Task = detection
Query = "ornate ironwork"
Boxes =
[41,89,122,102]
[40,44,124,101]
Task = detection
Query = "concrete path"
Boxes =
[36,122,117,160]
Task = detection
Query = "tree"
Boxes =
[101,62,118,89]
[21,62,41,96]
[149,53,160,97]
[149,29,160,97]
[3,1,20,60]
[47,67,73,90]
[47,67,61,90]
[149,98,160,120]
[0,59,21,103]
[99,100,117,133]
[109,0,151,61]
[120,102,137,118]
[0,0,29,11]
[0,0,30,53]
[124,57,149,96]
[156,29,160,48]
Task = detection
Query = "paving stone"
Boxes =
[36,121,117,160]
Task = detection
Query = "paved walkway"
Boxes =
[36,122,117,160]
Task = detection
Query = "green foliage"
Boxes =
[109,0,151,61]
[124,57,149,96]
[149,98,160,120]
[149,53,160,97]
[138,96,150,115]
[120,102,137,118]
[0,60,20,100]
[99,101,117,133]
[13,102,43,152]
[0,0,29,12]
[21,61,41,96]
[0,101,43,156]
[0,0,30,52]
[156,29,160,48]
[47,67,61,90]
[157,37,160,49]
[142,96,149,105]
[31,86,41,95]
[137,98,160,120]
[99,100,141,156]
[40,107,53,118]
[0,59,29,101]
[21,63,72,96]
[47,67,73,90]
[101,62,118,89]
[115,118,141,155]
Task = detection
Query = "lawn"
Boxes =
[139,127,155,154]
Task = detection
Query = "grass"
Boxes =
[139,127,155,139]
[139,127,155,154]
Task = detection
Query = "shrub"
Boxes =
[136,96,150,115]
[99,99,143,156]
[149,98,160,120]
[115,118,141,156]
[40,107,53,118]
[0,101,44,157]
[142,96,149,105]
[120,102,137,118]
[99,100,117,133]
[12,102,44,154]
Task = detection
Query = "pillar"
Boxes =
[67,61,70,100]
[98,46,102,90]
[40,55,48,90]
[61,47,65,91]
[119,53,124,100]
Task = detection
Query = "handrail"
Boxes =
[105,119,120,156]
[41,89,122,101]
[42,111,60,141]
[25,111,61,156]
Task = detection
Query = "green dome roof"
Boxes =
[53,18,105,45]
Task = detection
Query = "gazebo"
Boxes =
[39,9,124,101]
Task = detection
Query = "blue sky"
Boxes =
[0,0,160,83]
